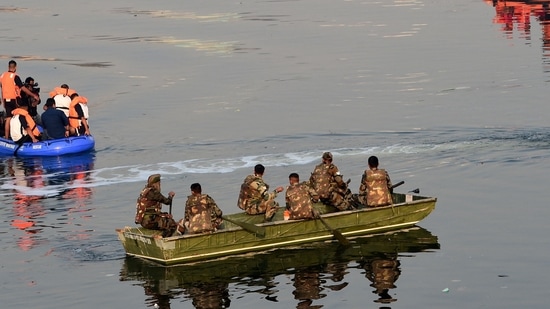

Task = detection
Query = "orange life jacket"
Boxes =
[1,71,21,100]
[49,86,76,98]
[68,96,88,129]
[11,108,40,138]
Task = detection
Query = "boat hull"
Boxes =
[0,135,95,157]
[117,193,436,265]
[121,226,440,287]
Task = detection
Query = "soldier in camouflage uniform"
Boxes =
[134,174,178,238]
[358,156,393,207]
[285,173,319,220]
[309,152,353,211]
[184,183,223,234]
[238,164,284,221]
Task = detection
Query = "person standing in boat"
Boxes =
[41,98,69,139]
[238,164,284,221]
[20,77,41,125]
[135,174,178,238]
[183,183,223,234]
[309,152,352,211]
[1,60,40,139]
[285,173,319,220]
[358,156,393,207]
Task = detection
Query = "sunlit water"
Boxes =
[1,0,549,308]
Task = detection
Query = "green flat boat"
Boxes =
[116,192,436,265]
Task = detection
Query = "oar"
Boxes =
[313,210,350,246]
[168,197,173,215]
[222,216,266,236]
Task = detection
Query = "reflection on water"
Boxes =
[120,227,439,308]
[486,0,550,76]
[0,153,95,251]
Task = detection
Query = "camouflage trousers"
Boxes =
[141,212,178,237]
[245,198,280,221]
[322,188,355,211]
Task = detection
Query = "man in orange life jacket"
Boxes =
[1,60,39,139]
[10,100,42,144]
[68,93,90,136]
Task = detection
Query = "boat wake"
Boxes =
[1,127,548,197]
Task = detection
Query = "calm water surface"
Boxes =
[1,0,549,308]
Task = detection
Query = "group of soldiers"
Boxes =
[134,152,393,238]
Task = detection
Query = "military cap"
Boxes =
[322,152,333,160]
[147,174,161,185]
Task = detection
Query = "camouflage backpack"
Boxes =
[286,182,315,219]
[238,175,262,210]
[310,163,334,199]
[134,187,156,224]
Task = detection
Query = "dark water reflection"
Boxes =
[120,227,439,309]
[0,153,95,251]
[486,0,550,76]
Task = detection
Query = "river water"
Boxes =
[1,0,549,308]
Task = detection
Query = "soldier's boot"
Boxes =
[264,203,279,222]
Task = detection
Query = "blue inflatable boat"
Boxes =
[0,135,95,157]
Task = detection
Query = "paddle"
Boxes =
[313,209,350,246]
[222,216,266,236]
[168,197,173,215]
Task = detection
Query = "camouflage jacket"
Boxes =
[135,186,172,224]
[237,174,277,210]
[185,194,223,233]
[309,163,344,199]
[359,169,393,207]
[285,181,318,220]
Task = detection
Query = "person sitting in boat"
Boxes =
[50,84,75,117]
[68,93,90,136]
[135,174,178,238]
[10,101,42,144]
[309,152,353,211]
[358,156,393,207]
[41,98,69,139]
[183,183,223,234]
[238,164,284,221]
[285,173,319,220]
